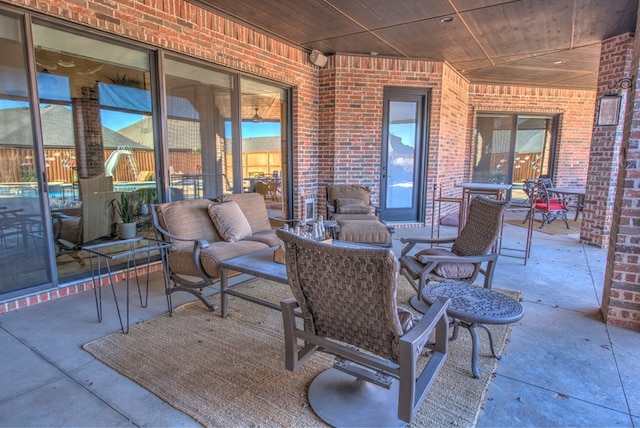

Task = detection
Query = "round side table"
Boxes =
[421,281,523,378]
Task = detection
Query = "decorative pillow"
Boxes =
[336,197,370,214]
[396,307,414,334]
[207,201,252,242]
[415,248,476,279]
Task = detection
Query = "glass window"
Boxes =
[0,13,54,297]
[32,23,156,280]
[473,113,556,200]
[164,57,233,200]
[240,77,287,214]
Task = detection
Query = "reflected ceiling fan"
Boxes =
[252,108,263,122]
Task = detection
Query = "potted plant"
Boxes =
[135,187,158,215]
[108,193,140,239]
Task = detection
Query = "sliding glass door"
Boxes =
[472,113,556,200]
[0,13,54,297]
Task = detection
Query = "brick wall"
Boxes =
[318,55,458,221]
[601,26,640,329]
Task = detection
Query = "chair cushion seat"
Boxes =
[168,239,270,279]
[535,201,565,211]
[414,248,476,279]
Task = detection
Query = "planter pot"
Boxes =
[118,222,137,239]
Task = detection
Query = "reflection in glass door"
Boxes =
[32,23,155,281]
[379,88,428,222]
[472,114,556,200]
[0,13,54,298]
[240,78,288,218]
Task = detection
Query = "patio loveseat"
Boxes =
[151,192,281,312]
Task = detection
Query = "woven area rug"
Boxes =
[83,278,518,427]
[504,217,581,235]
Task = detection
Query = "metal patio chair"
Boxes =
[276,230,450,426]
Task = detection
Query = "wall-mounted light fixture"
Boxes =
[607,77,633,91]
[596,75,634,126]
[596,94,622,126]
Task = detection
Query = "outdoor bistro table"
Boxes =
[421,281,523,378]
[547,187,586,221]
[82,237,173,334]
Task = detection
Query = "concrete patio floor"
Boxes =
[0,220,638,427]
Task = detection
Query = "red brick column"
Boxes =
[581,34,634,248]
[600,29,640,330]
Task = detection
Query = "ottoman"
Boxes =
[335,219,393,247]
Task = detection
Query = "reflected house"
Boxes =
[0,104,149,194]
[118,115,281,198]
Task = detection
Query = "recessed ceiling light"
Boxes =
[370,52,378,56]
[440,16,454,23]
[553,60,565,65]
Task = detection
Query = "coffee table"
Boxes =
[421,281,523,378]
[219,240,364,317]
[219,246,287,317]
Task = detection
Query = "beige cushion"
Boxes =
[168,239,269,279]
[245,230,281,247]
[208,201,252,242]
[225,193,272,233]
[336,197,370,214]
[397,307,414,334]
[155,199,221,247]
[415,248,475,279]
[336,219,390,244]
[327,184,371,207]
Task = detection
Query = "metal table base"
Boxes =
[83,237,173,334]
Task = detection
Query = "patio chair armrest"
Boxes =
[400,295,450,353]
[326,203,336,218]
[400,236,457,245]
[269,217,305,228]
[417,252,497,265]
[400,236,456,257]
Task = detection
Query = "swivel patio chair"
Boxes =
[325,184,394,246]
[399,195,507,313]
[276,229,450,426]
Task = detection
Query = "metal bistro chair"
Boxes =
[523,179,570,229]
[276,230,450,427]
[399,196,507,313]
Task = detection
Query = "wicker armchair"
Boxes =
[276,230,450,426]
[78,174,120,243]
[399,196,507,313]
[325,184,394,246]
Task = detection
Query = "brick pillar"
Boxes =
[580,34,633,248]
[73,86,105,178]
[600,26,640,329]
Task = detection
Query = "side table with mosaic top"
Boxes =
[421,281,524,378]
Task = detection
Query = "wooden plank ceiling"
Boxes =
[191,0,637,90]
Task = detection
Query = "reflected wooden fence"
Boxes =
[1,148,282,187]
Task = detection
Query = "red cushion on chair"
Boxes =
[535,201,565,210]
